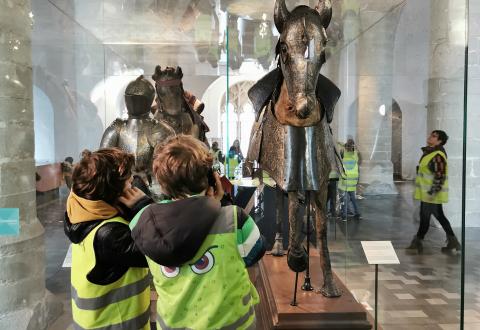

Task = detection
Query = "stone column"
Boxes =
[356,7,402,195]
[334,2,361,142]
[0,1,57,328]
[427,0,467,227]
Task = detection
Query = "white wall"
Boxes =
[33,86,55,165]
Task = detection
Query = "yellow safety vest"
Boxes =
[414,151,448,204]
[71,217,151,330]
[329,170,340,180]
[339,151,359,192]
[147,206,258,329]
[226,155,239,179]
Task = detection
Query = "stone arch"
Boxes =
[220,80,256,153]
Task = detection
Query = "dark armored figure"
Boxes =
[100,75,175,186]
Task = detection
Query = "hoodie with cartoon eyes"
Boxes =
[129,195,265,329]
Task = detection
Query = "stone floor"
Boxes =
[38,182,480,329]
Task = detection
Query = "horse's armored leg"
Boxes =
[272,187,285,256]
[287,192,308,273]
[314,190,342,297]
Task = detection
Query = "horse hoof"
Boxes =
[287,248,308,273]
[271,241,285,257]
[319,283,342,298]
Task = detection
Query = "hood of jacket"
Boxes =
[131,196,221,267]
[66,191,118,224]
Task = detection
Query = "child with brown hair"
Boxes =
[64,148,153,330]
[129,135,265,329]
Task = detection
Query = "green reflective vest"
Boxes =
[329,170,340,180]
[339,151,359,192]
[226,155,239,179]
[147,206,259,329]
[254,24,272,58]
[414,150,449,204]
[71,217,151,330]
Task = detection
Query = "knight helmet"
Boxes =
[125,75,155,116]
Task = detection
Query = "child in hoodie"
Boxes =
[64,148,152,330]
[128,135,265,330]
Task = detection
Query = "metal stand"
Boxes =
[290,272,299,306]
[334,214,337,240]
[302,191,314,291]
[375,264,378,330]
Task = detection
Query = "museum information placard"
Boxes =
[361,241,400,265]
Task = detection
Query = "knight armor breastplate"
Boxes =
[101,117,174,174]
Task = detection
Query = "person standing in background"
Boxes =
[338,139,361,220]
[226,139,244,179]
[230,139,244,161]
[407,130,461,254]
[61,156,74,190]
[209,141,224,173]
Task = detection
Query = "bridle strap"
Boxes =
[155,79,182,87]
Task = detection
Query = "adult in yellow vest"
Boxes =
[130,135,265,329]
[338,139,361,220]
[64,148,153,330]
[226,151,240,179]
[226,140,244,179]
[407,130,461,253]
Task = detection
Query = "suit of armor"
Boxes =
[100,75,175,184]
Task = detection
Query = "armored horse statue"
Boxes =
[244,0,342,297]
[152,66,210,146]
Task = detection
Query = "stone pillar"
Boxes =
[335,2,361,142]
[356,8,402,195]
[427,0,466,227]
[0,1,58,328]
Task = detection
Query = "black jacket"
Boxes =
[64,196,153,285]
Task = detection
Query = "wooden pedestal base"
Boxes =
[251,254,372,329]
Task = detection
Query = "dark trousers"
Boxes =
[326,179,337,215]
[416,202,455,239]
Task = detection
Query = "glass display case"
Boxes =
[0,0,478,329]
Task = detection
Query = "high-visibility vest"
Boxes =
[226,155,239,179]
[71,217,150,330]
[147,206,258,329]
[329,170,340,180]
[414,150,449,204]
[339,151,359,192]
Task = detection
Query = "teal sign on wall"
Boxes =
[0,208,20,236]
